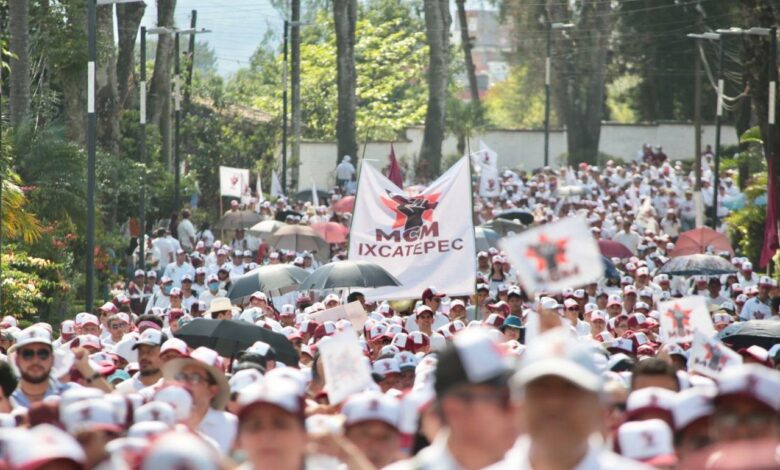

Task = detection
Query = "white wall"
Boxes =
[295,123,739,190]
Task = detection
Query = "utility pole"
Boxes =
[693,41,702,190]
[174,31,182,212]
[712,35,724,229]
[86,0,97,311]
[456,0,480,113]
[183,10,198,114]
[290,0,301,193]
[768,27,778,239]
[139,26,147,271]
[282,19,289,193]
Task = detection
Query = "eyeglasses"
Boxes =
[714,410,774,429]
[175,372,212,385]
[19,348,52,361]
[109,323,124,330]
[566,307,579,311]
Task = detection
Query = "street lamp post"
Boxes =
[687,32,722,229]
[172,27,210,213]
[544,21,573,168]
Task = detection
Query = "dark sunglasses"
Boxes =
[20,348,51,361]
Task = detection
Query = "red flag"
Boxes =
[387,144,404,188]
[760,156,778,268]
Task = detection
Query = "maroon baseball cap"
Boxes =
[422,287,446,302]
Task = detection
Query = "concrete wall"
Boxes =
[296,123,739,190]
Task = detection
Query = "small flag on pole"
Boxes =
[387,144,404,188]
[271,170,285,198]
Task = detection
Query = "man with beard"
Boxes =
[115,328,165,394]
[10,327,109,407]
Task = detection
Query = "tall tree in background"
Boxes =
[549,0,613,165]
[148,0,177,170]
[333,0,358,166]
[96,5,120,155]
[9,0,31,127]
[419,0,451,180]
[455,0,481,116]
[116,3,146,108]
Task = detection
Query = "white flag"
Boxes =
[219,166,249,198]
[311,179,319,207]
[473,141,500,197]
[500,216,603,295]
[687,331,742,378]
[271,170,284,198]
[658,296,715,344]
[348,157,476,300]
[256,174,264,202]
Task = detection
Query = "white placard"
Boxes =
[687,331,742,378]
[658,296,715,344]
[318,331,376,404]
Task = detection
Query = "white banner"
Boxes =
[687,331,742,378]
[348,157,476,300]
[472,141,500,198]
[219,166,250,198]
[318,331,376,404]
[501,216,603,295]
[271,170,284,198]
[658,296,715,344]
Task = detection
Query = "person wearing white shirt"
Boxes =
[162,347,237,455]
[199,274,227,305]
[162,250,195,288]
[177,209,197,252]
[740,279,774,321]
[335,155,356,189]
[612,221,640,255]
[152,229,175,271]
[228,251,246,281]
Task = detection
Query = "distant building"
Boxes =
[452,9,514,99]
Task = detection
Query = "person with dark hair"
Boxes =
[177,209,196,252]
[630,358,680,392]
[0,361,17,413]
[346,291,365,308]
[115,329,165,395]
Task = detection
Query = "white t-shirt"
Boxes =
[198,408,238,454]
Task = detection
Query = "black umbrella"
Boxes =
[275,209,304,222]
[718,319,780,350]
[176,319,299,366]
[494,209,534,225]
[227,265,310,304]
[298,260,401,290]
[474,226,500,253]
[294,188,330,204]
[658,254,738,276]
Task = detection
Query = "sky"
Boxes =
[140,0,498,77]
[141,0,283,77]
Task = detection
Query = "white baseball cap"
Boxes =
[616,419,677,467]
[61,398,123,434]
[153,384,194,422]
[512,327,602,392]
[672,387,714,431]
[342,391,401,430]
[134,401,177,427]
[9,326,52,352]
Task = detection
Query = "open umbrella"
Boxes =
[718,319,780,350]
[311,222,349,244]
[227,265,310,304]
[214,210,263,231]
[658,254,738,276]
[248,219,284,238]
[475,226,501,253]
[598,240,633,259]
[294,188,330,204]
[267,225,330,260]
[297,261,401,291]
[494,209,534,225]
[481,219,526,237]
[274,209,303,222]
[332,196,355,214]
[670,227,734,257]
[176,319,298,365]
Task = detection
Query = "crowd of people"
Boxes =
[0,151,778,470]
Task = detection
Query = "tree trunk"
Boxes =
[149,0,177,169]
[456,0,480,115]
[96,5,120,155]
[290,0,301,190]
[419,0,451,180]
[333,0,359,168]
[8,0,31,127]
[116,2,146,110]
[551,0,611,166]
[734,71,752,190]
